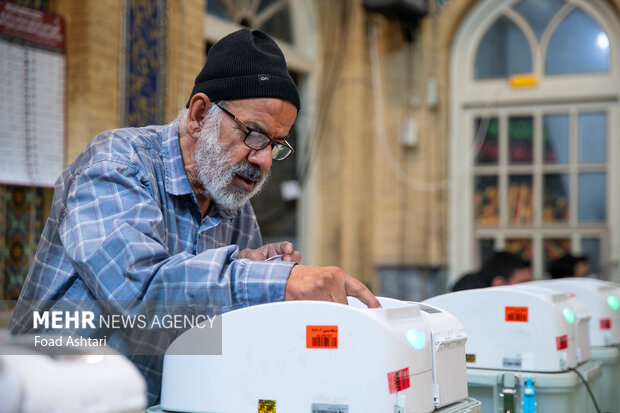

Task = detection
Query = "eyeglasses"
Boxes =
[213,101,295,161]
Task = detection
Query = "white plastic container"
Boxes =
[349,297,469,409]
[510,283,592,363]
[161,300,437,413]
[466,360,602,413]
[527,279,620,346]
[590,346,620,413]
[0,332,146,413]
[146,397,482,413]
[424,287,579,372]
[523,279,620,412]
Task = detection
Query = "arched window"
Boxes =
[545,9,609,75]
[450,0,620,282]
[513,0,563,39]
[474,1,610,79]
[475,16,532,79]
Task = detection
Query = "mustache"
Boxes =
[229,162,266,182]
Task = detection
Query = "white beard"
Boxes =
[193,105,270,211]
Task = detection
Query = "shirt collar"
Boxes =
[162,119,194,196]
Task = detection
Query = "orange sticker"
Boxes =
[505,306,529,322]
[306,325,338,349]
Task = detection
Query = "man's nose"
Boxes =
[247,145,273,172]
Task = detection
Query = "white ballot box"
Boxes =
[528,278,620,346]
[0,331,146,413]
[526,278,620,413]
[425,287,580,371]
[159,299,472,413]
[348,297,469,409]
[509,283,592,364]
[424,287,604,413]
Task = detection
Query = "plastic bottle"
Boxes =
[522,375,536,413]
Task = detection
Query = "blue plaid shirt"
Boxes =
[10,120,295,404]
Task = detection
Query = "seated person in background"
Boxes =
[547,254,592,279]
[453,251,532,291]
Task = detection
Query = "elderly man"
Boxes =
[10,29,379,404]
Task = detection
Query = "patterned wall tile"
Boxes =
[125,0,167,127]
[1,185,44,300]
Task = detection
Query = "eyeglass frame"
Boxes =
[212,101,295,160]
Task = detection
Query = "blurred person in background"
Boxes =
[547,253,593,279]
[452,251,532,291]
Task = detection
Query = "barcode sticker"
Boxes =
[258,399,276,413]
[600,318,612,330]
[311,403,348,413]
[505,306,529,322]
[387,367,410,394]
[306,326,338,349]
[556,334,568,350]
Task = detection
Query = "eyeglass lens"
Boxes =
[245,131,292,160]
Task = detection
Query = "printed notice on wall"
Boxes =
[0,1,65,187]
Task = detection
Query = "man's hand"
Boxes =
[285,265,381,308]
[239,241,301,263]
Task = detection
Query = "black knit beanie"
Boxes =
[186,29,300,110]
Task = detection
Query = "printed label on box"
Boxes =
[306,326,338,349]
[258,399,276,413]
[556,334,568,350]
[502,357,522,369]
[505,306,529,322]
[311,403,348,413]
[387,367,410,394]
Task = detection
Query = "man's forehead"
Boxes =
[225,98,297,127]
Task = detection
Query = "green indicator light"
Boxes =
[608,295,619,311]
[563,307,575,324]
[405,329,425,350]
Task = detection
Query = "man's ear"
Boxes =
[186,93,213,139]
[490,276,507,287]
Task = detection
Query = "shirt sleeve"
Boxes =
[58,159,295,314]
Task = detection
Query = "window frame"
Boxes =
[469,103,611,277]
[449,0,620,283]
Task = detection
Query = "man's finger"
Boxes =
[240,248,267,261]
[262,242,294,258]
[271,241,294,256]
[281,242,294,255]
[282,250,302,263]
[330,288,348,305]
[344,277,381,308]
